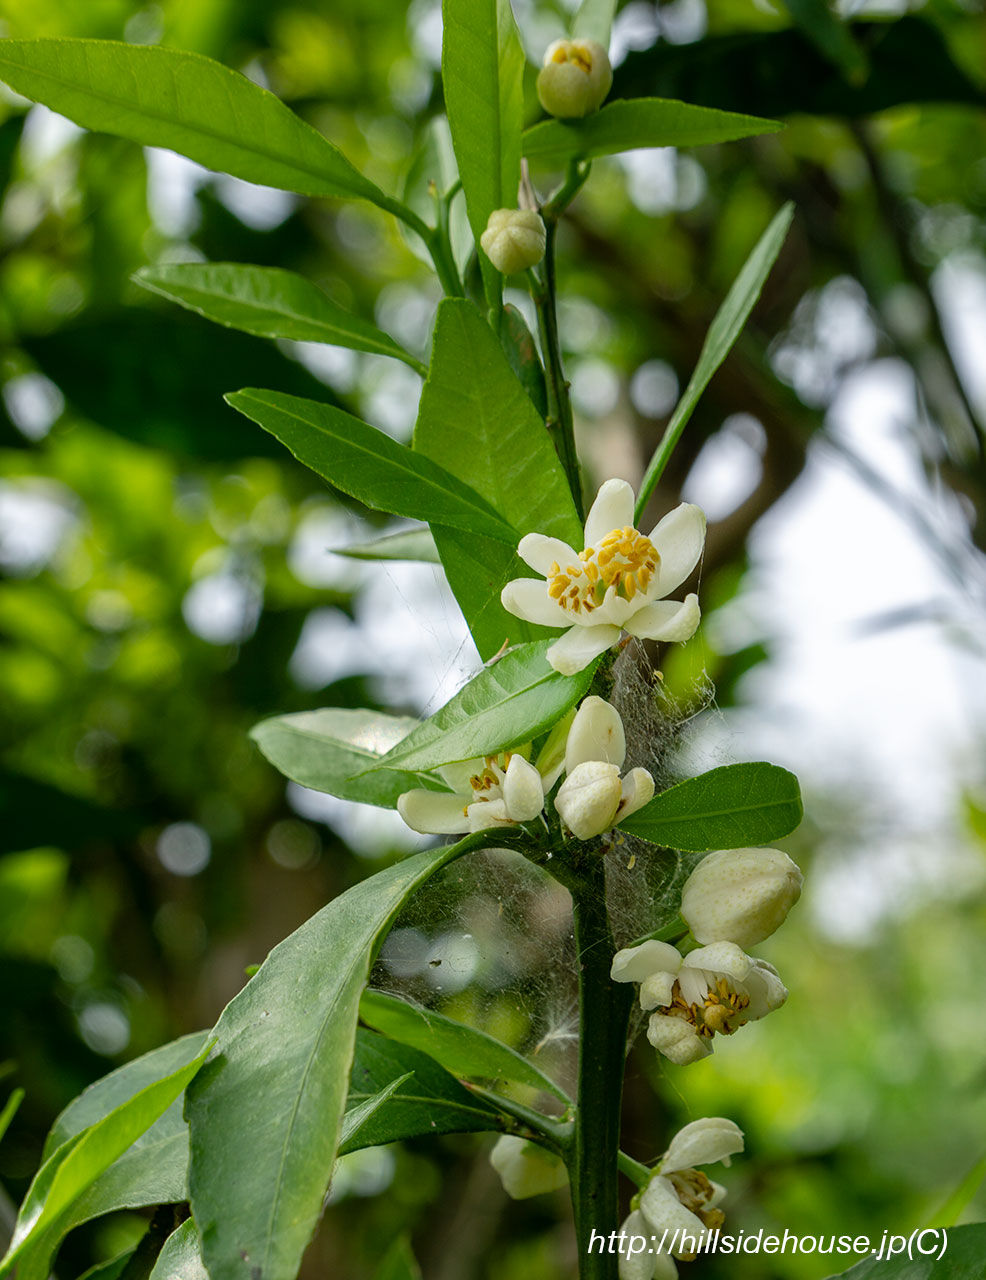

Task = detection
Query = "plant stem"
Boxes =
[567,852,634,1279]
[393,201,464,298]
[532,230,584,520]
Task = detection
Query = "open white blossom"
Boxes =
[554,696,653,838]
[618,1117,744,1279]
[489,1135,567,1199]
[611,939,787,1065]
[397,751,546,835]
[501,479,705,675]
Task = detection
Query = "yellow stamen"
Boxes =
[546,526,660,616]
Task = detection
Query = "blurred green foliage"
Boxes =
[0,0,984,1276]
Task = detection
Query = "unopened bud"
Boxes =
[680,847,803,948]
[480,208,546,274]
[555,759,622,839]
[536,39,612,119]
[490,1135,567,1199]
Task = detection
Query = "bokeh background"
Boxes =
[1,0,985,1277]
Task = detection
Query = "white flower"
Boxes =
[397,751,546,835]
[489,1135,567,1199]
[480,209,546,274]
[610,939,787,1065]
[501,479,705,676]
[621,1116,744,1270]
[616,1118,742,1279]
[537,38,613,118]
[680,847,803,948]
[553,696,653,838]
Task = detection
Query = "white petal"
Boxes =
[503,754,544,821]
[639,1177,710,1254]
[611,940,683,983]
[466,797,513,831]
[616,768,655,821]
[546,623,621,674]
[590,585,638,628]
[555,760,622,839]
[647,504,706,596]
[501,578,572,627]
[660,1118,744,1174]
[397,789,470,834]
[639,969,677,1011]
[584,478,635,548]
[624,595,700,643]
[646,1013,712,1065]
[617,1211,669,1280]
[565,696,626,771]
[745,960,788,1018]
[683,942,752,983]
[517,532,579,575]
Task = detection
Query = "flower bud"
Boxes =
[680,848,803,948]
[480,208,546,274]
[489,1135,567,1199]
[555,759,622,839]
[565,695,626,773]
[536,38,612,119]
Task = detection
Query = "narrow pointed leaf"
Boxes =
[375,641,594,773]
[618,762,803,852]
[635,203,794,518]
[133,264,423,371]
[0,1043,211,1280]
[0,1090,23,1148]
[225,388,518,545]
[0,40,402,214]
[186,836,483,1280]
[250,708,442,808]
[360,991,568,1101]
[341,1029,503,1154]
[336,529,441,564]
[374,1239,423,1280]
[414,299,580,658]
[150,1221,208,1280]
[442,0,525,305]
[523,98,782,166]
[339,1072,413,1147]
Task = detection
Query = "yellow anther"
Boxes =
[546,527,660,616]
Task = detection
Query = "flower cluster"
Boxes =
[397,695,652,841]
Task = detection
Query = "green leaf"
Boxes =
[618,762,803,852]
[225,388,518,544]
[341,1029,502,1154]
[133,264,424,372]
[0,40,401,214]
[339,1071,413,1147]
[523,98,783,166]
[442,0,526,307]
[823,1222,985,1278]
[635,203,794,518]
[336,528,441,564]
[250,708,443,809]
[45,1032,209,1158]
[360,990,568,1102]
[78,1250,137,1280]
[0,1089,23,1147]
[375,641,594,773]
[149,1221,208,1280]
[414,298,581,658]
[0,1042,211,1280]
[573,0,618,45]
[374,1238,422,1280]
[186,835,483,1280]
